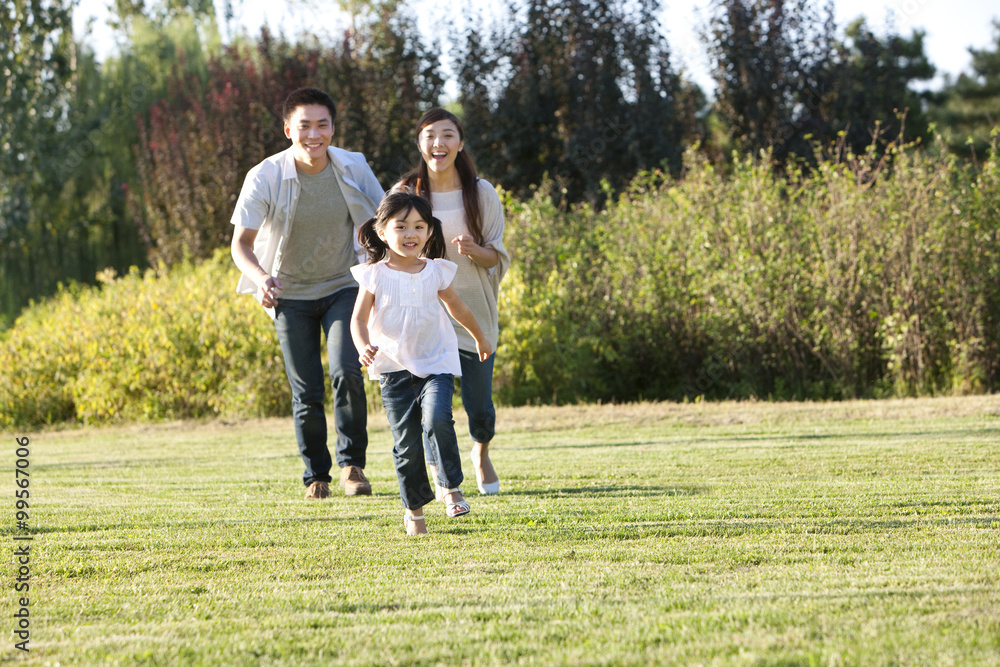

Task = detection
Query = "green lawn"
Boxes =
[4,396,999,665]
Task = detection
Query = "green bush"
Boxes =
[0,250,383,428]
[4,135,999,427]
[496,133,1000,403]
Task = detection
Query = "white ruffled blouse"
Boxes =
[351,258,461,380]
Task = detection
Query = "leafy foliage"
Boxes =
[1,0,76,326]
[0,5,222,329]
[932,21,1000,159]
[0,249,382,428]
[495,134,1000,405]
[133,2,443,266]
[452,0,703,207]
[1,251,279,427]
[3,137,1000,427]
[704,0,935,163]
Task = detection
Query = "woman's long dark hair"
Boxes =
[357,191,446,264]
[398,108,484,245]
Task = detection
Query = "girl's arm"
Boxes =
[438,284,493,361]
[351,288,379,367]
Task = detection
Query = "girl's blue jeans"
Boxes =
[424,350,496,466]
[380,370,465,510]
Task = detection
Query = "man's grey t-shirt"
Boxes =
[276,162,357,300]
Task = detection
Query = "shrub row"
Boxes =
[3,135,999,427]
[496,136,1000,404]
[0,252,387,429]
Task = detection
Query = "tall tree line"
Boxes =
[454,0,703,206]
[133,3,443,266]
[931,20,1000,160]
[704,0,935,164]
[2,0,998,327]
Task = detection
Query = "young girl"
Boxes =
[350,191,493,536]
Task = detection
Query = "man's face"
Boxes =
[284,104,334,170]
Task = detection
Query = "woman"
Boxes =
[395,108,510,495]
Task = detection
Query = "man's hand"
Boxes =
[259,275,284,309]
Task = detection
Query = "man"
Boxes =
[231,87,384,499]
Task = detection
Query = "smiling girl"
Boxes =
[350,191,492,535]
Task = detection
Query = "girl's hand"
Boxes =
[359,344,379,367]
[451,235,481,258]
[475,338,493,362]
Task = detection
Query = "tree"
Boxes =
[0,0,75,325]
[133,1,443,266]
[329,0,445,184]
[825,18,935,153]
[0,0,224,326]
[704,0,935,164]
[453,0,701,206]
[704,0,841,162]
[932,20,1000,160]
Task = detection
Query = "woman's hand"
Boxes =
[451,234,480,258]
[451,235,498,269]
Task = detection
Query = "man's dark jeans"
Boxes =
[274,287,368,486]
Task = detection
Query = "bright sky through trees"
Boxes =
[73,0,999,95]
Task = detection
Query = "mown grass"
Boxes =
[3,396,999,665]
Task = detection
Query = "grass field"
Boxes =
[3,396,999,665]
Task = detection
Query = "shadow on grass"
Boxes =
[484,512,1000,542]
[1,512,382,537]
[506,484,710,498]
[570,514,1000,540]
[513,428,1000,450]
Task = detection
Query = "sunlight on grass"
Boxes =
[3,396,999,664]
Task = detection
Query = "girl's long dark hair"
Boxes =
[398,108,484,245]
[357,191,446,264]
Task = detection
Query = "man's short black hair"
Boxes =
[282,88,337,123]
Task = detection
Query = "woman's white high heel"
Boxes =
[477,479,500,495]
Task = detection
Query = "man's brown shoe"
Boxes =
[339,466,372,496]
[304,481,330,500]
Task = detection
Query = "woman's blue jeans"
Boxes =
[424,350,496,466]
[274,287,368,487]
[380,371,464,510]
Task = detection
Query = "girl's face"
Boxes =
[418,119,464,175]
[379,207,431,260]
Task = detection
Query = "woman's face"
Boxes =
[418,119,464,175]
